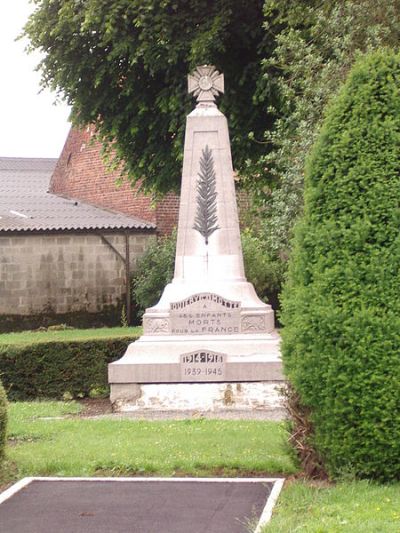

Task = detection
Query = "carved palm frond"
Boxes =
[192,145,219,244]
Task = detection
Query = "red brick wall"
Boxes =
[155,192,180,235]
[50,126,179,234]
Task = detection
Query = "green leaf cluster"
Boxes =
[132,229,177,317]
[280,49,400,481]
[0,337,138,400]
[24,0,272,193]
[241,228,284,301]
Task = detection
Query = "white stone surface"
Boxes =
[141,100,275,334]
[113,382,284,412]
[108,332,283,384]
[148,105,272,320]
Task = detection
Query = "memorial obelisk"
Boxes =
[109,66,282,406]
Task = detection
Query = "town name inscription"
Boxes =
[170,293,241,335]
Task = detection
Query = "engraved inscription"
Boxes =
[171,293,240,310]
[241,315,266,333]
[143,317,170,335]
[170,293,240,335]
[181,351,226,381]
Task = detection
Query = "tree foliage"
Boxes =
[280,50,400,481]
[259,0,400,261]
[132,230,177,317]
[24,0,273,193]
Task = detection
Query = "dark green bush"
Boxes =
[241,228,284,302]
[132,230,177,317]
[280,49,400,481]
[0,380,7,463]
[0,337,138,401]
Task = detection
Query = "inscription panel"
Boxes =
[170,293,241,335]
[180,351,226,381]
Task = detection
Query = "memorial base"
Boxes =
[108,331,284,410]
[110,382,285,415]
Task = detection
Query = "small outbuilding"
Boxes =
[0,157,156,332]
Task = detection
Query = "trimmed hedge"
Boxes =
[0,337,138,401]
[280,50,400,481]
[0,380,7,463]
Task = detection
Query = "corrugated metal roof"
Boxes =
[0,157,156,232]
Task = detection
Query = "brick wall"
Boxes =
[0,232,155,326]
[155,192,180,235]
[50,127,179,235]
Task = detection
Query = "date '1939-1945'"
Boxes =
[183,367,223,376]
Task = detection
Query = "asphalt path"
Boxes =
[0,479,274,533]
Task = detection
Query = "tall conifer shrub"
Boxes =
[280,50,400,480]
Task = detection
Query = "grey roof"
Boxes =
[0,157,155,232]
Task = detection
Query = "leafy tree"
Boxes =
[24,0,275,193]
[25,1,400,292]
[280,49,400,481]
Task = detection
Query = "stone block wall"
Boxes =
[0,231,155,330]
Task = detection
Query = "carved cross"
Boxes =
[188,65,224,104]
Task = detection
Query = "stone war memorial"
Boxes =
[109,66,283,410]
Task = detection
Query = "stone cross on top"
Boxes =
[188,65,224,105]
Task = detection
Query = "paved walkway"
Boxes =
[0,478,281,533]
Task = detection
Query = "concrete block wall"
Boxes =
[0,231,155,316]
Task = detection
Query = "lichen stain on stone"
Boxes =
[223,384,235,406]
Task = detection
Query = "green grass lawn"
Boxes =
[4,401,295,479]
[0,326,142,345]
[263,480,400,532]
[2,401,400,532]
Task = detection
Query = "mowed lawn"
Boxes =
[263,480,400,532]
[0,326,142,346]
[4,401,295,478]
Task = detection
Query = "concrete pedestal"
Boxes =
[109,331,283,409]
